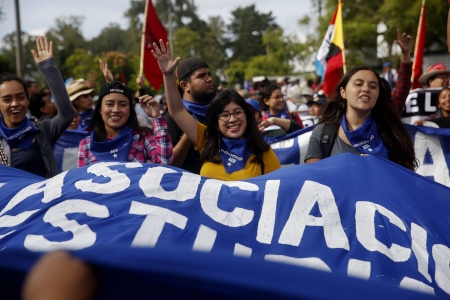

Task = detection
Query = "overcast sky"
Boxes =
[0,0,314,47]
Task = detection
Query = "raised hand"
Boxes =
[151,40,180,75]
[99,59,114,82]
[31,36,53,64]
[394,29,411,54]
[139,94,161,118]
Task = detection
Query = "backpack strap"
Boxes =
[320,122,340,158]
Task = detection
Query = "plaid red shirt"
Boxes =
[78,117,172,167]
[392,62,412,116]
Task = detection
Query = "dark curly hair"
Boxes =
[320,66,418,171]
[201,89,270,170]
[87,81,151,141]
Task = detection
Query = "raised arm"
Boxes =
[392,29,412,115]
[152,40,198,143]
[31,37,73,141]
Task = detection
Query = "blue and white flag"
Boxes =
[53,130,88,172]
[0,154,449,297]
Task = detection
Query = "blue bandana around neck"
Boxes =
[182,99,211,121]
[78,109,94,131]
[219,137,252,174]
[90,126,133,162]
[340,114,388,159]
[0,117,38,148]
[266,107,291,120]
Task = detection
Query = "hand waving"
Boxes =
[394,29,411,54]
[139,94,161,118]
[99,59,114,82]
[151,40,180,75]
[31,36,53,64]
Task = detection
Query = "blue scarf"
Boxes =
[90,126,133,162]
[182,99,211,121]
[340,115,388,159]
[0,118,38,148]
[78,109,94,131]
[266,107,291,119]
[219,137,252,174]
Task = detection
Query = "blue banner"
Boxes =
[268,124,450,188]
[0,155,449,297]
[53,130,88,172]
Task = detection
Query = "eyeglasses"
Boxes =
[218,108,245,121]
[270,95,284,100]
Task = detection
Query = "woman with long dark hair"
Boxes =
[0,37,73,178]
[305,66,417,171]
[77,81,172,166]
[152,41,280,180]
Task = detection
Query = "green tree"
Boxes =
[228,5,278,61]
[88,24,134,55]
[45,16,87,79]
[0,54,14,73]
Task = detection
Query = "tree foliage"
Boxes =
[0,0,447,90]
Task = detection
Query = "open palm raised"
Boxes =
[151,40,180,75]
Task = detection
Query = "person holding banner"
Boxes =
[0,36,74,178]
[77,81,172,166]
[305,66,417,171]
[152,40,280,180]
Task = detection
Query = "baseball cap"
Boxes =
[246,98,261,113]
[98,81,133,103]
[176,57,209,82]
[307,91,327,106]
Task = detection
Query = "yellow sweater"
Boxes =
[195,123,280,181]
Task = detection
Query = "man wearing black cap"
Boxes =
[164,57,216,174]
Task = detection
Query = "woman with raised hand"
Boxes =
[304,66,417,171]
[0,37,74,178]
[77,81,172,166]
[152,40,280,180]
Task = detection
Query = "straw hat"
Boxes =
[66,79,94,101]
[418,63,450,85]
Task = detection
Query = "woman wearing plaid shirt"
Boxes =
[77,81,172,166]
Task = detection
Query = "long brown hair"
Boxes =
[320,66,418,170]
[201,89,270,168]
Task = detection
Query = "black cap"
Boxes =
[98,81,133,103]
[176,57,209,82]
[307,91,327,106]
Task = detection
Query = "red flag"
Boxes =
[141,0,168,90]
[412,0,426,89]
[315,1,345,97]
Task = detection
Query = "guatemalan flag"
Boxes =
[314,0,345,97]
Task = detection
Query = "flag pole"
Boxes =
[339,0,346,75]
[411,0,426,87]
[139,0,150,78]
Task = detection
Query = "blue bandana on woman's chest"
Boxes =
[78,109,94,130]
[340,114,388,159]
[90,126,133,162]
[182,99,211,121]
[266,108,290,119]
[219,137,252,174]
[0,118,38,148]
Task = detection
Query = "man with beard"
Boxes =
[164,57,216,174]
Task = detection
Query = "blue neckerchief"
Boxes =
[387,70,393,89]
[340,114,388,158]
[0,117,38,148]
[90,126,133,162]
[182,99,211,121]
[78,109,94,131]
[219,137,252,174]
[266,107,291,119]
